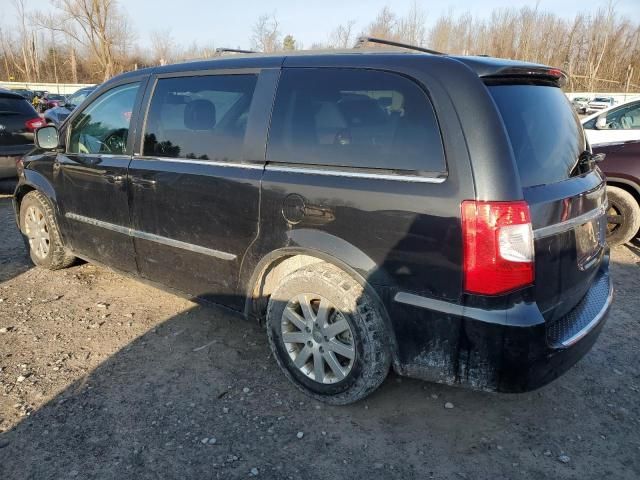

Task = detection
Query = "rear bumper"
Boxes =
[389,259,612,392]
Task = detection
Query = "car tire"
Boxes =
[266,262,391,405]
[19,190,76,269]
[606,186,640,246]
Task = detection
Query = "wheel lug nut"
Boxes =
[319,346,324,353]
[307,341,313,347]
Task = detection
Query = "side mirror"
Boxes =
[35,125,60,150]
[595,116,607,129]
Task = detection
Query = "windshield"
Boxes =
[67,89,92,108]
[593,97,611,102]
[489,85,586,188]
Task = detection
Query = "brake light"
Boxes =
[25,118,46,132]
[461,200,534,295]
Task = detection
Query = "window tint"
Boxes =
[0,95,37,115]
[267,68,445,173]
[67,89,93,108]
[143,75,257,162]
[489,85,586,188]
[68,83,139,155]
[603,102,640,130]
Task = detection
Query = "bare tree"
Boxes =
[397,1,427,46]
[364,6,398,41]
[328,20,356,48]
[1,2,639,91]
[251,13,281,53]
[34,0,133,81]
[149,29,175,66]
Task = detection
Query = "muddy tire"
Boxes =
[266,262,391,405]
[606,186,640,247]
[19,190,75,269]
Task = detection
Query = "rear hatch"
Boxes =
[488,82,607,323]
[0,93,38,151]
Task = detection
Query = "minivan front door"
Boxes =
[54,80,145,273]
[128,70,276,309]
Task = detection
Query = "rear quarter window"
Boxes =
[0,95,37,116]
[267,68,445,174]
[489,85,586,188]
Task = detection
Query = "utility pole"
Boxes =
[624,64,633,102]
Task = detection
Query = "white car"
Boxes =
[582,99,640,146]
[586,96,615,113]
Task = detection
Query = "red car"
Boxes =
[44,93,66,110]
[593,140,640,245]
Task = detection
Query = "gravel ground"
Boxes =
[0,184,639,480]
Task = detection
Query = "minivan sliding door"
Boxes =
[128,69,277,309]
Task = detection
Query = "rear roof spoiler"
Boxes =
[482,66,568,87]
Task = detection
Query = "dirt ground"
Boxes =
[0,182,639,480]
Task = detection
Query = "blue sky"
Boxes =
[7,0,640,50]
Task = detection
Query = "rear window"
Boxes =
[268,68,445,174]
[0,95,36,116]
[489,85,586,188]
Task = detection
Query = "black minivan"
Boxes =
[13,43,612,404]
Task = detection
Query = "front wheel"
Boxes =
[266,262,390,405]
[19,190,76,269]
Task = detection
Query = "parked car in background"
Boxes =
[572,96,590,114]
[582,99,640,146]
[44,93,66,110]
[593,140,640,246]
[0,89,45,179]
[14,46,612,404]
[43,86,96,125]
[587,96,616,113]
[10,88,35,102]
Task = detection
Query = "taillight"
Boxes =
[461,200,534,295]
[25,118,46,132]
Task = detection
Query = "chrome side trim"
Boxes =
[265,165,447,183]
[65,213,237,261]
[533,204,607,239]
[135,157,265,170]
[393,292,544,327]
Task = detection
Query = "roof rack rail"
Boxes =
[215,48,256,55]
[354,36,444,55]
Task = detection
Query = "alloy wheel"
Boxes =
[281,294,356,384]
[24,205,50,260]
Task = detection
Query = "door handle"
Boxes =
[105,174,126,184]
[130,177,157,188]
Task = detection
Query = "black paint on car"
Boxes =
[13,47,613,404]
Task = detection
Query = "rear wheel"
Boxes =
[19,190,75,269]
[606,186,640,246]
[266,262,390,405]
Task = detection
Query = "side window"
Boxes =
[604,102,640,130]
[267,68,445,173]
[68,83,140,155]
[143,74,257,162]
